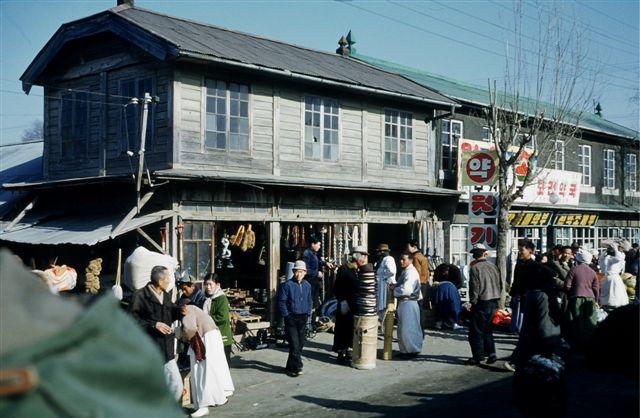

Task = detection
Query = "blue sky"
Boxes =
[1,0,638,145]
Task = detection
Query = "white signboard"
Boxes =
[518,169,582,206]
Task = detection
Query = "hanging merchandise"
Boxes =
[337,226,344,265]
[257,246,266,266]
[220,235,234,269]
[320,226,328,259]
[230,225,245,247]
[85,258,103,294]
[240,224,256,252]
[292,225,299,247]
[352,225,360,249]
[284,225,291,246]
[343,225,351,257]
[301,226,307,248]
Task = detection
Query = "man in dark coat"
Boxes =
[332,246,367,363]
[129,265,185,400]
[178,274,206,309]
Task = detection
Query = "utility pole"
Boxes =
[136,93,153,214]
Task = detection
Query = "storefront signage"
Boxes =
[469,193,499,218]
[460,150,498,186]
[553,213,598,227]
[517,169,581,206]
[468,224,498,250]
[508,211,553,227]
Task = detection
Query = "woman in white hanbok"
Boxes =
[392,252,424,357]
[182,305,234,417]
[599,243,629,308]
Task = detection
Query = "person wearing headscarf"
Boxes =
[181,304,234,417]
[599,241,629,308]
[564,249,599,351]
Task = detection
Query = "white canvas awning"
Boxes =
[0,210,175,246]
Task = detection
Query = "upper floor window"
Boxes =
[626,153,638,191]
[205,79,249,152]
[120,77,154,153]
[60,91,88,158]
[481,126,499,142]
[552,139,565,170]
[441,119,462,171]
[384,110,413,167]
[304,96,339,161]
[578,145,591,186]
[603,149,616,189]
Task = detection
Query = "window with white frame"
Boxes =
[579,145,591,186]
[205,79,249,152]
[572,228,596,251]
[450,224,470,267]
[442,119,462,171]
[623,227,640,243]
[482,127,490,141]
[625,153,637,191]
[384,110,413,167]
[552,139,565,170]
[603,149,616,189]
[304,96,339,161]
[597,227,622,252]
[553,227,572,247]
[512,228,545,253]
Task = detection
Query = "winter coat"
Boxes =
[208,289,233,347]
[412,251,430,284]
[129,284,183,363]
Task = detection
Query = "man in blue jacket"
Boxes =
[278,260,313,377]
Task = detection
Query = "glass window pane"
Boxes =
[217,133,226,149]
[205,130,216,148]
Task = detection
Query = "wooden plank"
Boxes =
[273,87,280,176]
[111,191,155,237]
[137,227,166,254]
[268,221,280,322]
[3,197,38,232]
[99,71,107,176]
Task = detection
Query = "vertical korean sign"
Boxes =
[461,149,499,251]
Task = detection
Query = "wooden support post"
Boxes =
[136,227,166,254]
[111,191,154,238]
[3,197,38,232]
[268,221,281,322]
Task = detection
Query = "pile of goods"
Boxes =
[621,273,636,298]
[41,264,78,292]
[123,246,178,298]
[85,258,102,294]
[492,309,512,328]
[355,264,377,316]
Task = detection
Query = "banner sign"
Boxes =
[508,211,553,227]
[469,193,499,218]
[553,213,598,227]
[468,224,498,250]
[460,150,498,186]
[518,169,581,206]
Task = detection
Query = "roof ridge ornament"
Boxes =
[336,35,350,56]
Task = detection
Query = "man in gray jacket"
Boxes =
[466,245,502,365]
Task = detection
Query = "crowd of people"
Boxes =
[124,236,639,416]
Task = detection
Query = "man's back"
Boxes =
[469,260,502,304]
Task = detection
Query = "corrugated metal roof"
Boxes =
[0,210,174,246]
[354,53,639,141]
[109,6,456,106]
[0,141,43,218]
[154,168,461,196]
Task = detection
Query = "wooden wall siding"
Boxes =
[104,63,172,176]
[173,70,439,187]
[175,69,273,174]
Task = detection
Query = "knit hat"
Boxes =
[292,260,307,272]
[575,248,592,264]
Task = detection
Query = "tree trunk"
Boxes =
[495,163,512,309]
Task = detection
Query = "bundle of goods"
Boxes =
[85,258,102,294]
[492,309,512,329]
[123,246,178,294]
[621,273,636,298]
[355,264,377,316]
[229,224,256,252]
[41,264,77,292]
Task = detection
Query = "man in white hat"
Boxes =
[277,260,313,377]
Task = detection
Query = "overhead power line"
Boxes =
[576,0,639,31]
[340,1,637,91]
[392,0,639,85]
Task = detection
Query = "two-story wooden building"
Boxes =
[0,1,460,317]
[354,53,640,269]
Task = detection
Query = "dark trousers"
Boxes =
[224,344,232,362]
[306,275,321,322]
[284,314,308,372]
[469,299,498,361]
